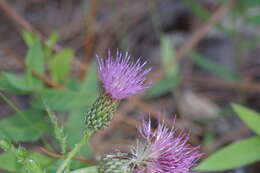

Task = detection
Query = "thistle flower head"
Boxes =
[97,51,151,100]
[129,118,202,173]
[100,116,202,173]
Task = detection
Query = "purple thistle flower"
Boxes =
[129,118,203,173]
[97,50,151,100]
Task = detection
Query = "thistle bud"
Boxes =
[85,50,151,131]
[85,94,118,131]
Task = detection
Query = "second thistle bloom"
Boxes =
[100,117,202,173]
[97,51,151,100]
[85,51,151,131]
[130,118,202,173]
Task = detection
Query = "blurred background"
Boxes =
[0,0,260,172]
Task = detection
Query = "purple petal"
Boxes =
[97,50,152,99]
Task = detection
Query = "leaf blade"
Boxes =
[49,49,74,82]
[188,52,239,80]
[195,136,260,171]
[232,103,260,136]
[0,110,49,142]
[25,38,45,89]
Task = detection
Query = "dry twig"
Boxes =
[81,0,101,80]
[39,147,97,165]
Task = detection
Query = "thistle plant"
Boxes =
[0,38,202,172]
[57,50,151,173]
[99,117,202,173]
[85,50,151,131]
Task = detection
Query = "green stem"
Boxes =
[56,131,92,173]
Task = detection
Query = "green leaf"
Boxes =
[49,49,74,82]
[161,36,178,80]
[20,152,54,173]
[0,77,16,92]
[0,153,20,172]
[71,166,98,173]
[44,32,59,58]
[65,109,85,146]
[64,78,80,91]
[1,72,31,92]
[80,62,99,96]
[25,38,45,89]
[232,104,260,136]
[65,109,92,156]
[0,138,13,151]
[146,36,180,98]
[0,110,49,142]
[22,31,38,48]
[0,138,51,173]
[35,89,97,112]
[188,52,239,80]
[30,153,54,169]
[195,136,260,171]
[0,140,52,173]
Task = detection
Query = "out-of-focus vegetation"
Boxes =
[0,32,99,172]
[196,104,260,171]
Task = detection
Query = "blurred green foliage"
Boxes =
[0,138,53,173]
[0,31,99,172]
[146,36,180,98]
[188,51,239,80]
[196,104,260,171]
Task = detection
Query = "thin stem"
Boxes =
[0,92,30,124]
[0,92,47,131]
[56,131,92,173]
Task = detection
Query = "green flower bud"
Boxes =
[85,94,119,131]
